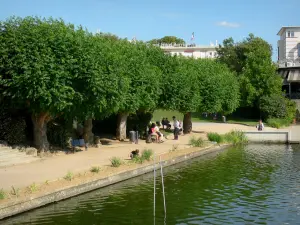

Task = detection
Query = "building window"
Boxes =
[287,31,291,37]
[298,43,300,57]
[291,31,295,37]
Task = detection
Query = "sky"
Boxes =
[0,0,299,60]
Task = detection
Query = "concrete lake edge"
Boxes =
[0,144,229,220]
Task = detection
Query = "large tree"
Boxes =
[161,57,240,134]
[110,40,162,140]
[217,34,282,108]
[0,17,82,151]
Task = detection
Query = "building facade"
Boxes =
[277,26,300,66]
[277,26,300,110]
[156,43,218,59]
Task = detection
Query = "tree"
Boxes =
[217,34,283,108]
[109,40,162,140]
[161,57,240,134]
[67,32,129,144]
[148,36,185,45]
[0,17,80,151]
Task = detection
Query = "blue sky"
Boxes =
[0,0,299,60]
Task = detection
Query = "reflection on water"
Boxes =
[2,144,300,225]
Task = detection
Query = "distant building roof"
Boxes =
[277,26,300,35]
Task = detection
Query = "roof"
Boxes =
[277,26,300,35]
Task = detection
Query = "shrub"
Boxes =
[64,171,74,181]
[189,136,205,147]
[110,157,122,167]
[259,94,288,119]
[141,149,153,161]
[207,132,223,143]
[266,118,291,128]
[90,166,100,173]
[224,130,247,145]
[0,189,6,200]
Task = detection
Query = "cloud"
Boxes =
[216,21,241,28]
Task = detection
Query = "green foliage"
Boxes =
[141,149,153,161]
[110,157,122,167]
[266,118,291,128]
[217,34,283,108]
[148,36,185,45]
[224,130,248,145]
[64,171,74,181]
[90,166,101,173]
[189,136,205,147]
[0,189,6,200]
[207,132,223,143]
[259,94,288,119]
[0,16,77,116]
[28,183,38,193]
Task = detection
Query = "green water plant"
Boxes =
[207,132,223,143]
[189,136,205,147]
[224,130,248,145]
[110,157,122,167]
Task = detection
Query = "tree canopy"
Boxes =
[148,36,185,45]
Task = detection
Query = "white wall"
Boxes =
[278,27,300,61]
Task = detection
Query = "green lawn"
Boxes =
[152,110,258,127]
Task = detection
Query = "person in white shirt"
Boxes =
[256,120,264,131]
[172,116,180,140]
[154,124,164,142]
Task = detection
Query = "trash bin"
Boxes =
[129,131,136,143]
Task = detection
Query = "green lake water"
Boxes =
[2,144,300,225]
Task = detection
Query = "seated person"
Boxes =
[149,123,159,142]
[130,149,139,159]
[165,118,171,129]
[154,124,164,142]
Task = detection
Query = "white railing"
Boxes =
[154,43,218,48]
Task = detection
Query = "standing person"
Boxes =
[172,116,180,140]
[256,120,264,131]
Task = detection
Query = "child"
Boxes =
[256,120,264,131]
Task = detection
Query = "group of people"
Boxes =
[148,116,183,142]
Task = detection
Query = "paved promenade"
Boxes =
[0,122,299,191]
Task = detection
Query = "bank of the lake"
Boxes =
[0,143,227,220]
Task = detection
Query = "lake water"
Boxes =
[2,144,300,225]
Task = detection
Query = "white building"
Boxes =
[277,26,300,66]
[156,42,218,59]
[277,26,300,102]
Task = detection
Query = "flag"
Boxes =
[191,32,195,41]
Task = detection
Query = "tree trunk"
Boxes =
[83,118,94,145]
[32,112,50,152]
[183,112,192,134]
[116,112,128,141]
